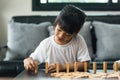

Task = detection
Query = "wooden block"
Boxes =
[89,72,106,78]
[114,62,118,72]
[34,61,38,74]
[99,72,107,76]
[60,75,73,79]
[45,62,48,73]
[89,74,102,78]
[63,73,72,76]
[105,72,119,79]
[56,62,59,73]
[103,61,107,73]
[93,62,97,74]
[51,72,91,79]
[71,72,80,76]
[73,72,89,78]
[50,72,65,78]
[66,62,69,73]
[84,62,87,72]
[74,62,77,72]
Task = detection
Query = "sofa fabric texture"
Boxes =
[4,20,51,60]
[93,21,120,61]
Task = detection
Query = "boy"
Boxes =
[24,5,91,73]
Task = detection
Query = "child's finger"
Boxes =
[48,64,56,72]
[48,65,53,71]
[49,68,56,73]
[26,61,36,71]
[48,66,55,72]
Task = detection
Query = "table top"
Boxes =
[13,69,119,80]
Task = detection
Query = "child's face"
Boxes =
[54,24,75,45]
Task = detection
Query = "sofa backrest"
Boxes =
[13,15,120,54]
[5,15,120,61]
[86,15,120,55]
[12,16,56,24]
[86,15,120,24]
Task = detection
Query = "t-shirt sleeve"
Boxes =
[30,41,47,64]
[77,35,91,62]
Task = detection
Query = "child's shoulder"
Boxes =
[40,35,54,44]
[73,34,86,45]
[76,34,84,40]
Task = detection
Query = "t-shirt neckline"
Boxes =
[51,35,74,48]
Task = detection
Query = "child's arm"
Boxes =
[23,57,38,73]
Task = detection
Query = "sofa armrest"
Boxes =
[0,61,24,77]
[0,45,7,54]
[0,45,7,50]
[0,61,46,77]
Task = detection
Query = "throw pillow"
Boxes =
[48,22,94,59]
[79,21,94,59]
[4,20,51,60]
[48,25,54,36]
[93,21,120,61]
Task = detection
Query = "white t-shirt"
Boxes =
[30,34,91,65]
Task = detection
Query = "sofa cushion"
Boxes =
[48,21,94,59]
[79,21,94,59]
[48,25,54,36]
[4,20,51,60]
[93,21,120,61]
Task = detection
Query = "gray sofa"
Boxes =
[0,15,120,77]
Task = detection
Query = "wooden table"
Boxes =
[13,69,119,80]
[0,77,14,80]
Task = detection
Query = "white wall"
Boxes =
[0,0,120,45]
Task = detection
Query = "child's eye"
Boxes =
[57,28,62,32]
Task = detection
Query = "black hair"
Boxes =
[54,4,86,34]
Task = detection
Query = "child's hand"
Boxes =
[48,64,56,72]
[48,63,66,73]
[24,57,38,73]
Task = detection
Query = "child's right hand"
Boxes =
[23,57,37,72]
